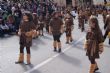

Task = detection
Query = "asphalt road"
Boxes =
[0,15,110,73]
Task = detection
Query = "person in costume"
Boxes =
[15,13,36,65]
[84,16,104,73]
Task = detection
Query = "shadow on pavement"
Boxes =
[19,64,41,73]
[33,38,46,45]
[28,64,34,67]
[31,38,46,50]
[59,53,81,67]
[95,72,101,73]
[30,70,41,73]
[42,35,52,40]
[19,64,30,71]
[69,41,84,51]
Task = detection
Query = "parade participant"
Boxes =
[15,13,36,65]
[38,15,44,36]
[71,9,77,19]
[65,13,74,44]
[77,6,81,14]
[102,9,108,24]
[84,16,104,73]
[87,8,92,21]
[83,9,88,24]
[91,9,97,17]
[49,11,63,53]
[45,12,51,33]
[84,8,92,24]
[32,13,39,38]
[104,12,110,45]
[78,9,85,32]
[58,11,63,19]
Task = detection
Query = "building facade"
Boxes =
[53,0,78,7]
[93,0,110,5]
[53,0,94,7]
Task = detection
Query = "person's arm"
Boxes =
[84,32,88,51]
[61,25,64,33]
[84,29,91,50]
[98,30,104,54]
[31,23,37,37]
[60,20,64,34]
[49,19,53,34]
[49,26,52,34]
[104,18,108,29]
[99,43,104,54]
[18,29,21,36]
[84,39,88,51]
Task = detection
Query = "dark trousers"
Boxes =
[53,34,61,42]
[88,57,96,64]
[79,23,84,31]
[46,25,49,32]
[66,30,71,37]
[20,45,30,54]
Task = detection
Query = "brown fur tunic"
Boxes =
[49,17,63,35]
[86,29,103,59]
[104,15,110,31]
[19,21,36,47]
[65,17,73,36]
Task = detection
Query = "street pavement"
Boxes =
[0,15,110,73]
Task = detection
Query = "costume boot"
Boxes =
[26,54,31,65]
[58,42,62,53]
[15,53,24,64]
[89,64,96,73]
[66,36,69,44]
[94,63,99,72]
[70,35,73,42]
[53,41,57,52]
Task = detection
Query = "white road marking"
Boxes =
[24,36,85,73]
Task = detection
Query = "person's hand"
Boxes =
[18,31,21,36]
[25,31,33,37]
[99,43,104,54]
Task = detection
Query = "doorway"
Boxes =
[66,0,72,6]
